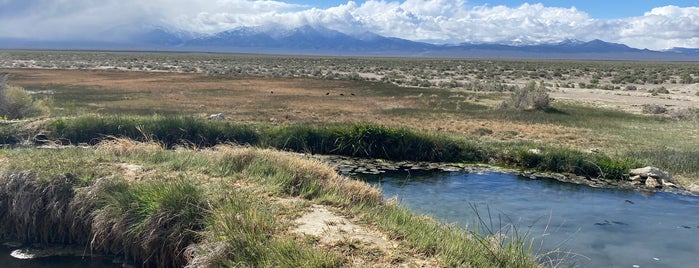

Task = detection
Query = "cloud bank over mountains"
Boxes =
[1,0,697,50]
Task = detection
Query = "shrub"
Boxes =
[649,86,669,95]
[641,104,667,114]
[504,81,550,110]
[0,74,49,119]
[668,108,698,121]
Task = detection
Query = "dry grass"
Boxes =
[4,68,594,149]
[5,68,696,182]
[95,137,164,156]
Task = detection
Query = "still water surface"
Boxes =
[0,248,123,268]
[359,171,699,268]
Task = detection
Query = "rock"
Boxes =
[11,249,37,259]
[661,179,677,188]
[629,166,673,183]
[528,148,542,155]
[10,246,87,259]
[629,175,643,181]
[645,177,660,188]
[208,113,224,120]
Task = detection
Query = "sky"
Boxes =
[1,0,698,50]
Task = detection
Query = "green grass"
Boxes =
[33,115,641,180]
[0,141,541,267]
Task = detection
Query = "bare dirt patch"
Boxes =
[291,204,439,267]
[550,85,699,114]
[116,163,146,182]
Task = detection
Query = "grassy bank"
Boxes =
[18,115,639,180]
[0,139,542,267]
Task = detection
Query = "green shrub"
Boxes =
[641,104,667,114]
[0,74,49,119]
[501,81,550,110]
[649,86,669,95]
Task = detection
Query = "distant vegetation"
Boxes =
[1,50,698,92]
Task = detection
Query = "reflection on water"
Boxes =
[359,171,699,268]
[0,244,125,268]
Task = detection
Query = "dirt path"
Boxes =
[290,204,440,267]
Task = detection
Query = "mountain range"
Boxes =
[2,26,698,61]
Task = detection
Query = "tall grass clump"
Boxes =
[47,116,477,163]
[330,124,468,162]
[90,178,208,267]
[186,191,344,267]
[0,171,90,245]
[49,115,259,147]
[493,145,638,180]
[355,200,539,267]
[0,122,20,144]
[210,146,383,206]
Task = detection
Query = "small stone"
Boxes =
[629,175,642,181]
[11,249,36,259]
[661,180,677,188]
[528,148,542,154]
[208,113,224,120]
[645,177,660,188]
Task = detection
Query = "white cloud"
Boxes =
[612,5,699,49]
[0,0,698,50]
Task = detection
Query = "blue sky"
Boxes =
[1,0,698,50]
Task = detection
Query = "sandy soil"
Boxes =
[550,84,699,114]
[290,204,439,267]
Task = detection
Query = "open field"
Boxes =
[1,50,698,266]
[2,56,698,183]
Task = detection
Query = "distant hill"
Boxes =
[182,26,433,55]
[2,25,699,61]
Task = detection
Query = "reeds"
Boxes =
[41,115,640,181]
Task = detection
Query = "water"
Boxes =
[359,171,699,268]
[0,244,125,268]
